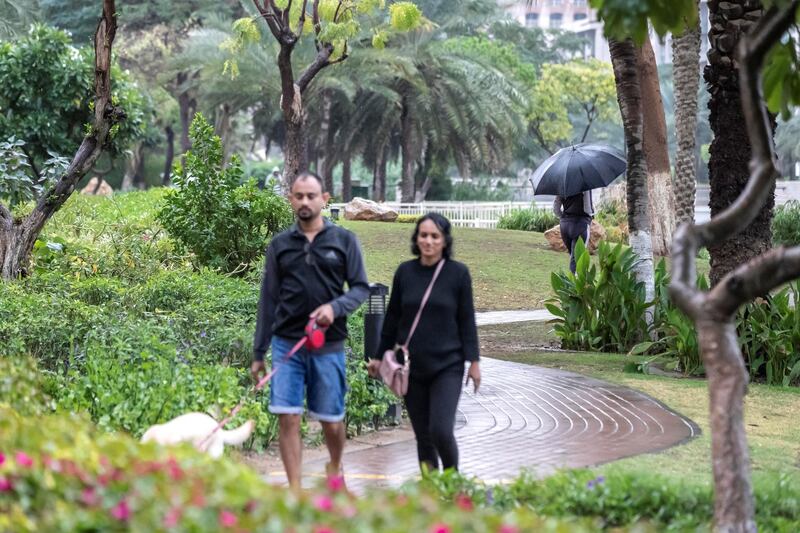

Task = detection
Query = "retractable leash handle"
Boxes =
[198,319,327,449]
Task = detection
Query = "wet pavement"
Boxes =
[265,357,700,492]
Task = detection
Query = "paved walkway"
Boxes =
[262,310,699,492]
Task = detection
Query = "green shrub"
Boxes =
[546,240,650,352]
[421,467,800,531]
[157,114,293,274]
[0,357,56,415]
[772,200,800,246]
[0,405,592,532]
[396,214,421,223]
[497,207,558,233]
[595,199,628,244]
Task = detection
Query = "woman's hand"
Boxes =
[466,361,481,393]
[367,358,382,378]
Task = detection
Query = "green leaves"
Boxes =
[589,0,698,43]
[763,39,800,120]
[157,113,293,275]
[547,240,651,353]
[389,1,422,31]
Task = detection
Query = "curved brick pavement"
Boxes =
[269,357,700,492]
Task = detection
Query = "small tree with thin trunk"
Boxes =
[0,0,124,280]
[228,1,422,188]
[596,0,800,529]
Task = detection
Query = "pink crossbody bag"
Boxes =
[378,259,445,398]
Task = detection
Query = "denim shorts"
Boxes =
[268,335,347,423]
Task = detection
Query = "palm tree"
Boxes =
[0,0,38,39]
[672,0,702,225]
[705,0,773,286]
[609,37,655,314]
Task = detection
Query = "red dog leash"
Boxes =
[198,319,328,449]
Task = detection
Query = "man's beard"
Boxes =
[297,207,314,220]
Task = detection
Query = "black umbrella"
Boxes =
[529,143,626,197]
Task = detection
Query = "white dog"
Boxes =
[141,413,254,459]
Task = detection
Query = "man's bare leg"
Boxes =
[320,421,346,477]
[278,414,302,491]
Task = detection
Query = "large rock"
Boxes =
[343,197,398,222]
[80,177,113,197]
[544,220,607,253]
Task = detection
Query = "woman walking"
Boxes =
[368,213,480,473]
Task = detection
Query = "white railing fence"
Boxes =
[329,201,551,229]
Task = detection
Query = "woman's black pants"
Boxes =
[404,364,464,471]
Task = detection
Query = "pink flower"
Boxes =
[0,452,5,466]
[431,524,451,533]
[455,493,473,511]
[498,526,519,533]
[163,508,182,528]
[326,475,345,492]
[0,477,13,492]
[313,495,334,512]
[219,510,237,528]
[80,488,99,507]
[15,452,33,468]
[166,458,184,481]
[313,527,335,533]
[111,499,131,522]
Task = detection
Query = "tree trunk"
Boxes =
[672,0,702,225]
[637,37,676,257]
[699,321,756,532]
[669,5,800,532]
[162,125,174,186]
[214,103,232,164]
[0,0,121,279]
[177,72,192,154]
[373,147,387,202]
[341,154,352,202]
[319,89,336,193]
[705,0,774,286]
[400,95,415,203]
[277,43,307,189]
[121,142,143,191]
[610,38,655,312]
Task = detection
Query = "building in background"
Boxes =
[500,0,710,66]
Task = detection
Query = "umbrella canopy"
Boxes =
[530,143,626,197]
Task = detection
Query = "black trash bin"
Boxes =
[364,283,388,361]
[363,283,401,424]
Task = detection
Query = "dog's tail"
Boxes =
[220,420,255,446]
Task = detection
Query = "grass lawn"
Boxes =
[340,221,567,311]
[479,321,800,487]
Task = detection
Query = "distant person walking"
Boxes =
[553,191,594,274]
[368,213,480,473]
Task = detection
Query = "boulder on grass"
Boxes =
[544,220,607,253]
[343,197,398,222]
[80,177,113,197]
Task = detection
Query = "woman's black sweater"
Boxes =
[374,259,479,378]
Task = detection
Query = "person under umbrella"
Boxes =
[530,143,626,274]
[553,191,594,274]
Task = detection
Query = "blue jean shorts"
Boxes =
[268,335,347,423]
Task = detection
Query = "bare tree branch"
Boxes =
[296,0,309,39]
[709,245,800,316]
[312,0,321,36]
[297,43,334,93]
[283,0,294,28]
[23,0,123,235]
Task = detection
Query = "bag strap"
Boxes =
[401,259,445,351]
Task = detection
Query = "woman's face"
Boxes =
[417,219,445,261]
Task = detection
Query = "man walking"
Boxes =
[251,170,368,491]
[553,190,594,274]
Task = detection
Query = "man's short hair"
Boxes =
[291,170,325,192]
